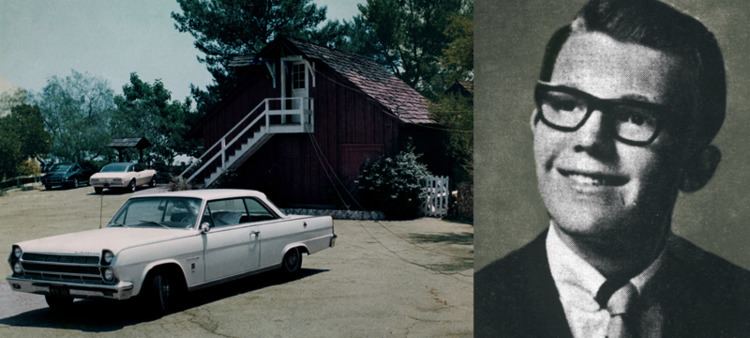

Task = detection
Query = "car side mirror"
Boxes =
[199,222,211,234]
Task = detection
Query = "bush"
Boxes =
[16,159,41,176]
[356,146,431,219]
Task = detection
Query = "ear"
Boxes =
[530,109,540,133]
[679,144,721,193]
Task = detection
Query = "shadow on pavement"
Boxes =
[408,232,473,245]
[85,185,163,196]
[0,268,327,332]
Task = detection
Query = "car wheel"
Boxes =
[72,178,79,188]
[128,179,136,193]
[281,248,302,276]
[149,177,156,187]
[44,184,52,191]
[143,272,175,318]
[94,187,103,194]
[45,294,74,311]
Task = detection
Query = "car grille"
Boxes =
[23,253,99,264]
[20,253,105,284]
[92,178,121,184]
[44,176,66,184]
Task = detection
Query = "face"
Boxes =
[533,32,689,243]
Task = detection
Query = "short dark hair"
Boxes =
[539,0,726,146]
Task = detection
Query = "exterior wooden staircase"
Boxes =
[180,97,314,187]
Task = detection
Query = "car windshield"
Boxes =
[49,164,71,173]
[101,163,130,172]
[108,197,201,229]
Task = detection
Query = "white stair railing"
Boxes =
[180,97,313,187]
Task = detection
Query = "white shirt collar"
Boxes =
[546,222,666,311]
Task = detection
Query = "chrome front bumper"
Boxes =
[6,276,135,300]
[90,181,127,188]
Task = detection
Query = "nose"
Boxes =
[573,110,615,155]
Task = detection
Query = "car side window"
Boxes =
[200,207,214,228]
[243,198,278,222]
[206,198,248,227]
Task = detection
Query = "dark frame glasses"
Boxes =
[534,81,673,146]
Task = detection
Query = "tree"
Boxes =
[171,0,327,114]
[0,104,51,178]
[0,88,31,117]
[36,70,115,162]
[111,73,196,166]
[439,2,473,85]
[429,93,472,182]
[428,2,473,183]
[8,104,51,161]
[0,119,22,179]
[348,0,467,99]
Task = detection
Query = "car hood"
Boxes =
[16,227,196,255]
[90,172,128,179]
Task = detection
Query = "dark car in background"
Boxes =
[41,163,97,190]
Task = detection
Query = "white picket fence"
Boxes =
[421,175,449,217]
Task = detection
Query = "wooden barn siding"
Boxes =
[203,74,275,148]
[227,67,400,207]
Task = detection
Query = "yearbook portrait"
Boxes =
[475,0,750,337]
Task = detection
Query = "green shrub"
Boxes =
[16,159,41,176]
[356,146,431,219]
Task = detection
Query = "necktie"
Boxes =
[603,282,639,338]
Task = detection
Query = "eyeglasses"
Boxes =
[534,81,673,146]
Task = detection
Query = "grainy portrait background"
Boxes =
[475,0,750,271]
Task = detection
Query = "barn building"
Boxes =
[187,37,446,208]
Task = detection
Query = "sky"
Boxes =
[0,0,362,101]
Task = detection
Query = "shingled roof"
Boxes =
[265,38,434,124]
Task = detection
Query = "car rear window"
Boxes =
[49,164,71,172]
[101,163,130,172]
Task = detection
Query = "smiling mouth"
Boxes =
[558,168,628,187]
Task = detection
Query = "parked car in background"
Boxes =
[89,162,157,193]
[6,189,337,317]
[41,163,97,190]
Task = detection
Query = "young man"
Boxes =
[476,0,750,337]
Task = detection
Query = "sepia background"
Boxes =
[475,0,750,271]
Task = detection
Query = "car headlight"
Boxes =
[102,268,114,281]
[13,261,23,274]
[102,250,114,265]
[13,246,22,259]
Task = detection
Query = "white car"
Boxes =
[89,162,157,193]
[6,189,336,316]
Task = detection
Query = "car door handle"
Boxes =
[303,222,307,228]
[250,231,260,238]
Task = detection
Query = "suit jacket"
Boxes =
[475,230,750,338]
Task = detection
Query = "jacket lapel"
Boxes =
[520,231,574,338]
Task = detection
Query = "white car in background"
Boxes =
[89,162,157,193]
[6,189,336,317]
